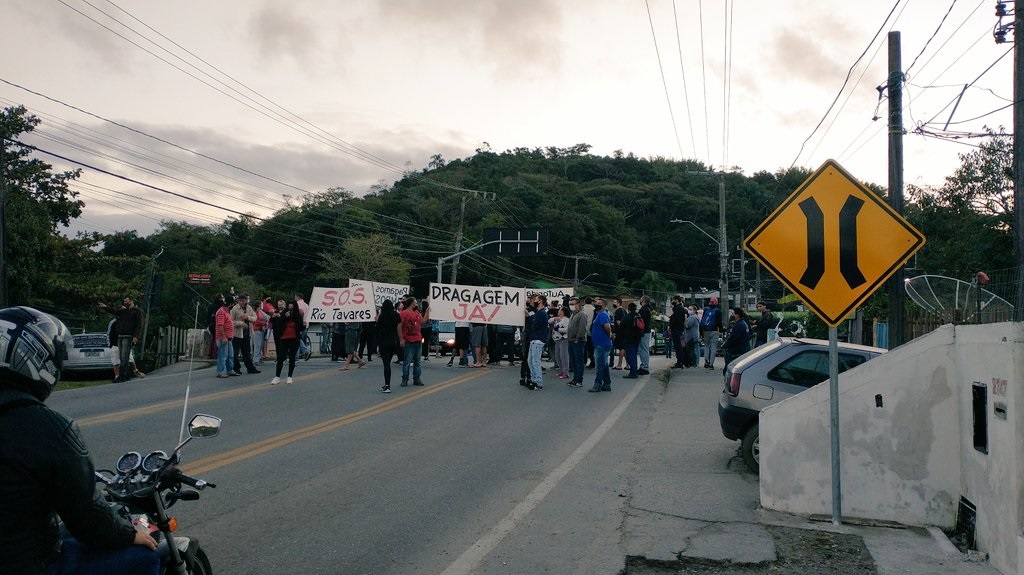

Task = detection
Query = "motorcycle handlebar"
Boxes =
[171,469,216,490]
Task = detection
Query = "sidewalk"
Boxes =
[621,354,999,575]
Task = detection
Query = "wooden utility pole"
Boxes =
[886,31,905,347]
[1014,5,1024,321]
[0,151,7,308]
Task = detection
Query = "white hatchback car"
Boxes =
[65,332,114,373]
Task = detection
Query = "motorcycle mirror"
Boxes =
[188,414,222,439]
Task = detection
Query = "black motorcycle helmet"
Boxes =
[0,306,71,401]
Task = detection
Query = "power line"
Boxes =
[671,0,698,160]
[788,0,905,170]
[645,0,687,159]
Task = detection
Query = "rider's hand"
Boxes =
[133,529,158,550]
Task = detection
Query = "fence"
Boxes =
[151,326,333,369]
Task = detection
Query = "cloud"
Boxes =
[767,31,846,87]
[377,0,565,78]
[247,3,322,66]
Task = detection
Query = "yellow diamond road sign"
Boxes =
[745,159,925,327]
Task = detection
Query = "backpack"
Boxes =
[635,316,645,332]
[700,307,718,331]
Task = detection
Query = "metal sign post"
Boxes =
[828,326,841,525]
[743,159,925,526]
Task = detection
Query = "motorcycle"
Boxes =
[95,414,222,575]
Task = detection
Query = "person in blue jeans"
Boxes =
[566,297,588,387]
[589,298,613,392]
[398,296,430,386]
[526,293,549,390]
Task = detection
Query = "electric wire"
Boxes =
[671,0,698,159]
[697,0,712,165]
[788,0,905,170]
[58,0,498,200]
[645,0,687,159]
[905,0,960,77]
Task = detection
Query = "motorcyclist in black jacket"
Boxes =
[0,306,159,575]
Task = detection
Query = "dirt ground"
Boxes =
[622,524,877,575]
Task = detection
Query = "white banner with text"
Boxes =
[306,284,376,323]
[349,279,409,308]
[428,283,526,325]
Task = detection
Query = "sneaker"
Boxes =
[519,379,527,387]
[400,381,409,387]
[303,352,312,361]
[270,377,281,385]
[413,380,424,386]
[229,372,240,377]
[623,374,639,379]
[381,385,391,394]
[286,377,293,384]
[534,383,543,390]
[569,381,584,388]
[637,369,649,375]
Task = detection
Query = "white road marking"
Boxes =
[440,377,649,575]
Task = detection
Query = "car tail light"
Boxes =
[726,372,741,397]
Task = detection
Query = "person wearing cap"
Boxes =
[700,297,724,369]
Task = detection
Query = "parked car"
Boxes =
[65,332,114,373]
[437,321,457,356]
[718,337,886,474]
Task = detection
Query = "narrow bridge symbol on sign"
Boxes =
[744,159,925,327]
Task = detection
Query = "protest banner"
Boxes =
[306,285,376,323]
[526,287,575,301]
[428,283,525,325]
[349,279,409,308]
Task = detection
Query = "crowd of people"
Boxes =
[204,289,781,392]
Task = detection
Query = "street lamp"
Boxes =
[575,272,598,290]
[671,217,728,314]
[670,220,720,249]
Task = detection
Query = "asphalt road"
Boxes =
[50,353,737,575]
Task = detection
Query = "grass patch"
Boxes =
[60,371,115,390]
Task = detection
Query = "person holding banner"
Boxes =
[375,300,401,393]
[398,297,430,387]
[525,294,549,390]
[294,292,311,361]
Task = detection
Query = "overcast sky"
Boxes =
[1,0,1014,238]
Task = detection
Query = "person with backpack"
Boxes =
[621,302,643,378]
[700,297,724,370]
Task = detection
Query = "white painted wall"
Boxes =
[759,323,1023,575]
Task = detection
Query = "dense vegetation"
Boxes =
[1,106,1016,349]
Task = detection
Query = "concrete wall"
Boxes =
[759,323,1023,575]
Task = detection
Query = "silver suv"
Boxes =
[717,337,885,474]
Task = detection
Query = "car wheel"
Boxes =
[741,424,760,474]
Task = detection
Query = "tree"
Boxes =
[1,105,85,306]
[318,233,412,285]
[905,131,1014,278]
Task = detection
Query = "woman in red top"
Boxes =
[270,299,304,384]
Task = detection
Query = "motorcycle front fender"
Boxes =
[156,536,200,561]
